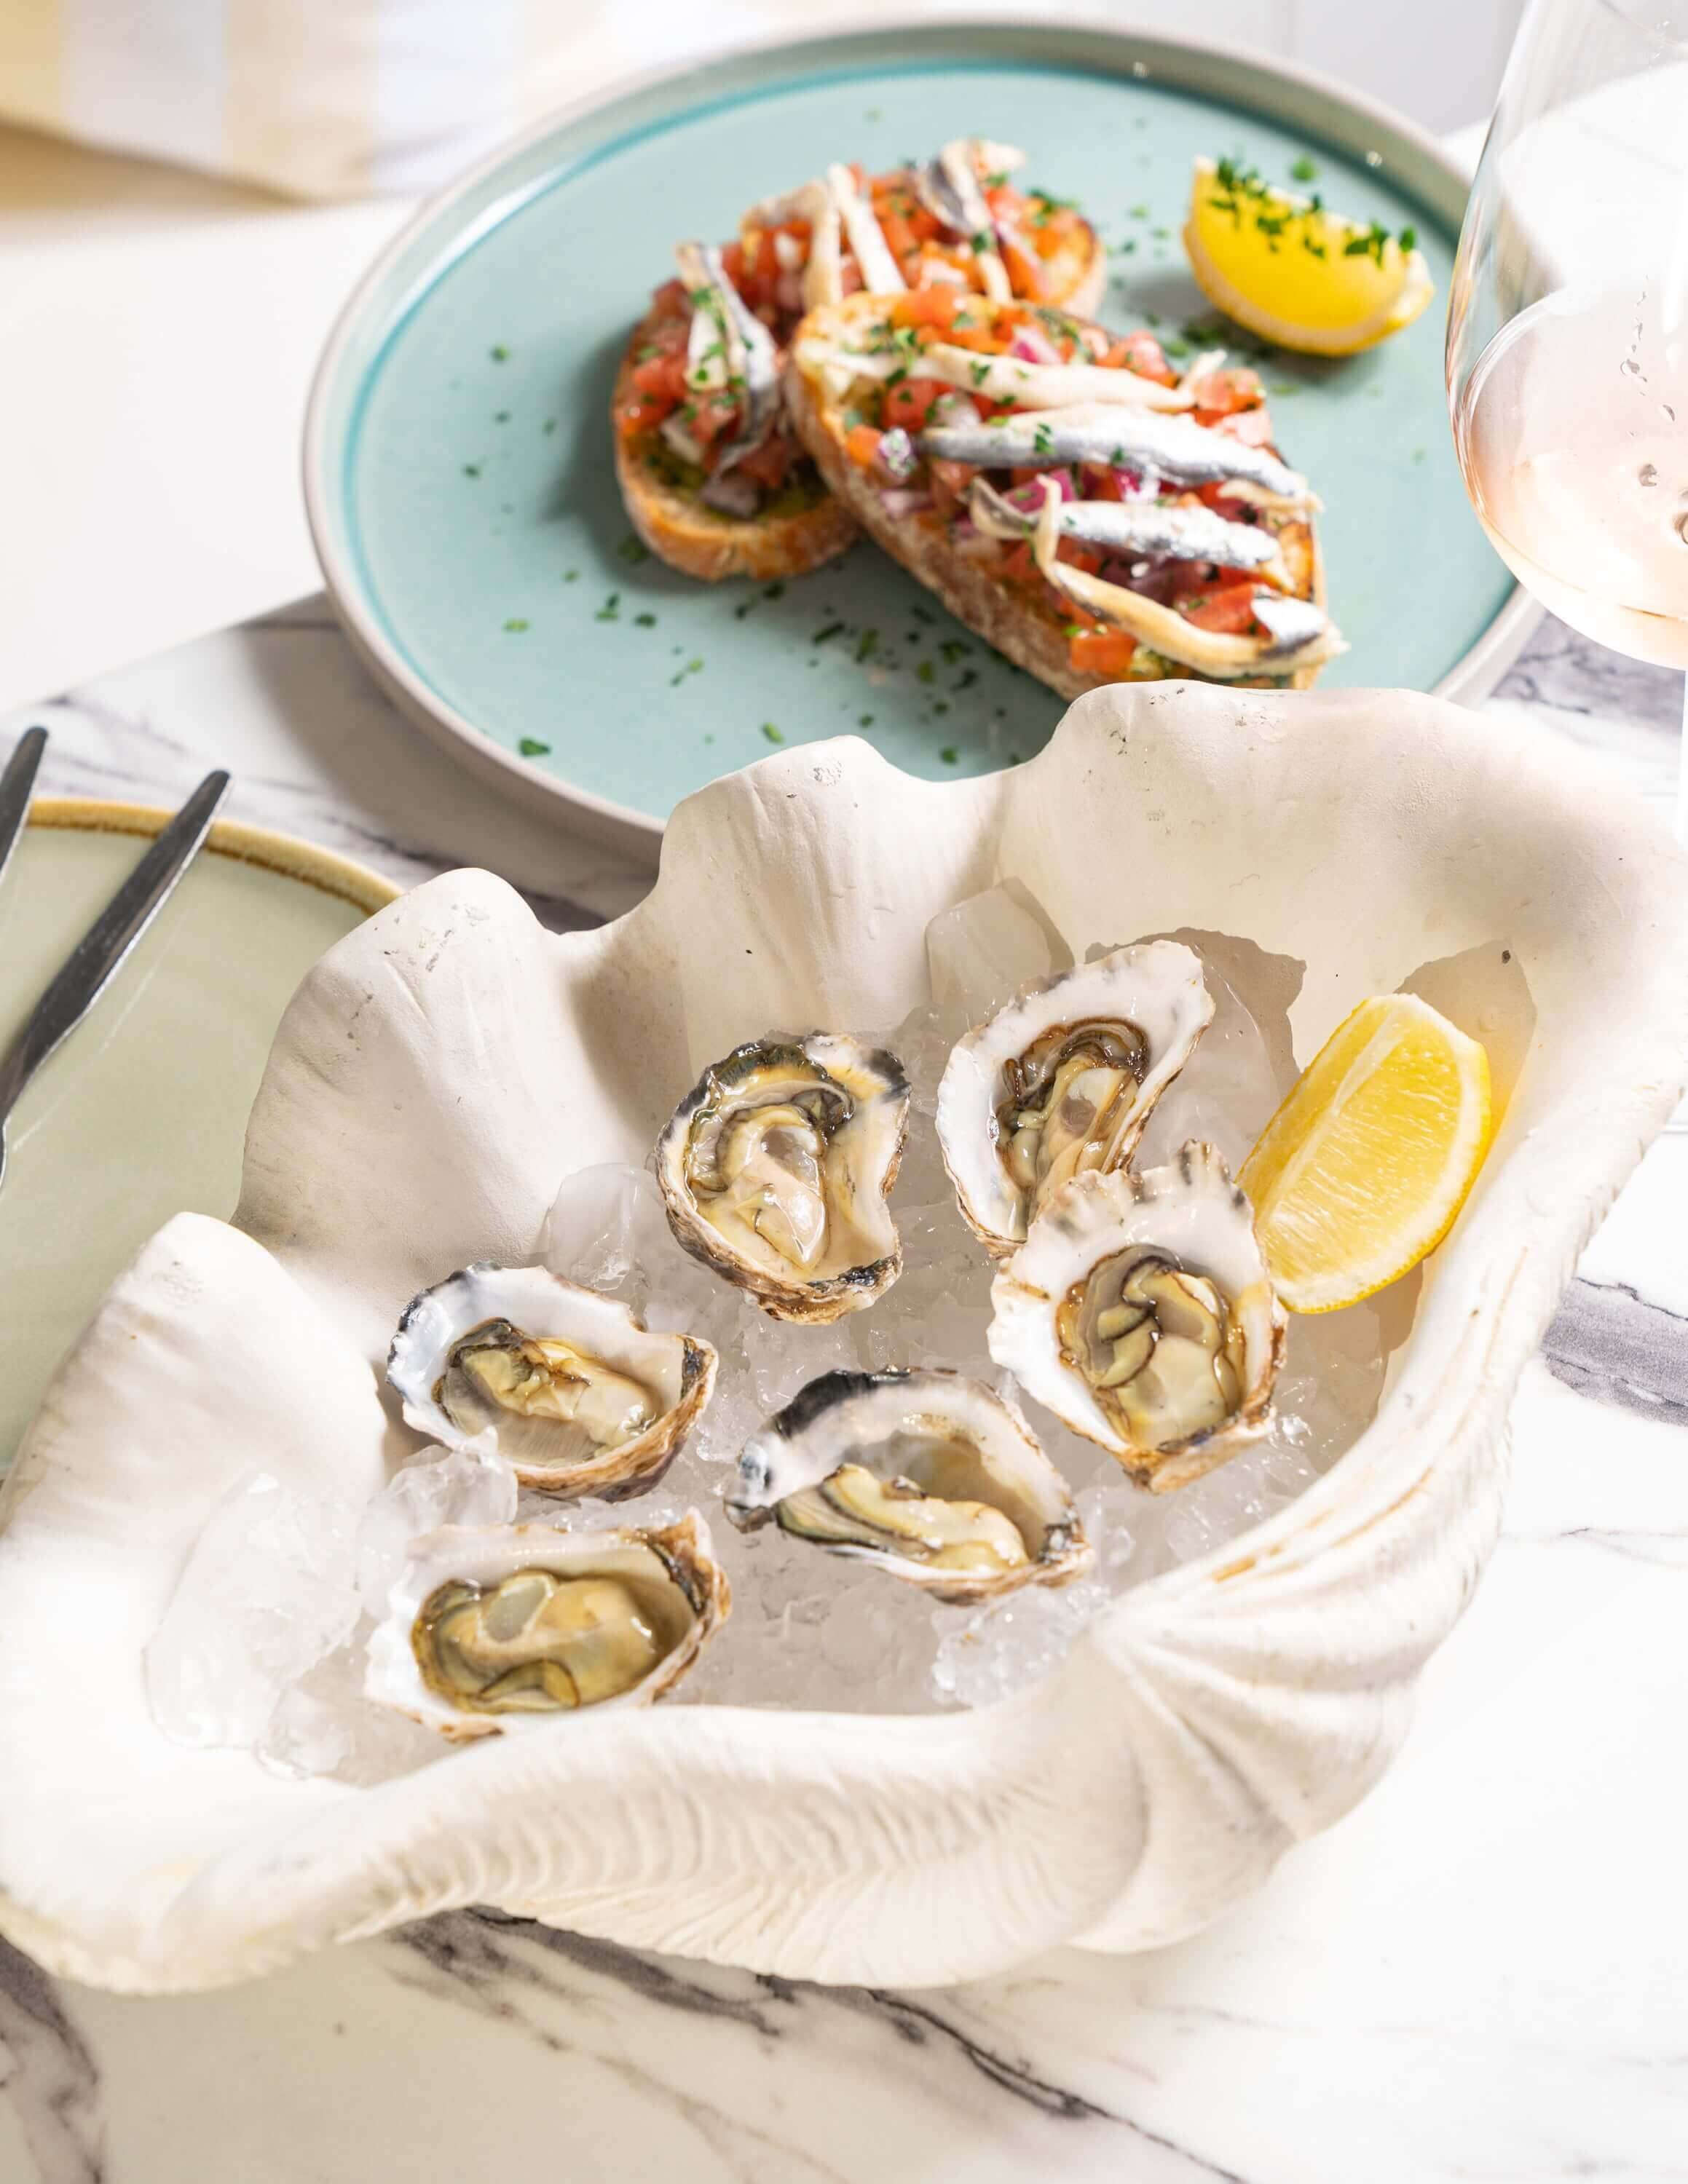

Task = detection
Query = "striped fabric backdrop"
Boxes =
[0,0,1025,199]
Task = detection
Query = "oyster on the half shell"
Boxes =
[727,1367,1091,1602]
[936,940,1213,1257]
[365,1515,730,1739]
[387,1264,716,1498]
[989,1143,1286,1492]
[655,1032,910,1323]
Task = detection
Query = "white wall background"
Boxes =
[0,1,1525,707]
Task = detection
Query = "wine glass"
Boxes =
[1448,1,1688,713]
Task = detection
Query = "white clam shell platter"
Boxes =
[2,684,1683,1995]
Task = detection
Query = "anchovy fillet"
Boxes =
[794,335,1193,413]
[1024,486,1341,679]
[827,162,905,294]
[967,478,1286,575]
[674,240,781,507]
[914,138,1011,301]
[920,403,1317,510]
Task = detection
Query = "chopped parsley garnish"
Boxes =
[490,344,510,361]
[939,746,958,764]
[1129,202,1150,219]
[915,661,936,684]
[494,410,510,423]
[670,657,703,687]
[617,535,651,564]
[970,230,993,253]
[518,738,550,756]
[762,722,784,743]
[939,639,969,663]
[953,669,978,692]
[634,612,657,627]
[970,360,990,387]
[813,622,845,644]
[733,600,754,620]
[462,464,481,478]
[596,593,620,622]
[502,617,529,632]
[564,569,578,582]
[1033,422,1054,454]
[859,713,875,727]
[856,628,879,661]
[911,604,934,624]
[1290,154,1319,181]
[543,418,557,433]
[764,581,786,599]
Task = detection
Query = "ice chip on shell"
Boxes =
[145,1471,362,1751]
[355,1444,518,1621]
[924,884,1059,1041]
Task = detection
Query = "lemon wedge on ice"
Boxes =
[1184,157,1435,357]
[1238,994,1492,1313]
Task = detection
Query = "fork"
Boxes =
[0,738,231,1194]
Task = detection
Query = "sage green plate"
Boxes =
[0,806,395,1473]
[306,18,1533,853]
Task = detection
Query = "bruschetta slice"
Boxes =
[785,287,1344,695]
[612,141,1107,582]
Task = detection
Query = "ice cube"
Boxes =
[355,1445,517,1619]
[1135,950,1286,1175]
[260,1626,443,1787]
[930,1579,1110,1709]
[543,1162,669,1296]
[146,1471,361,1750]
[925,884,1060,1040]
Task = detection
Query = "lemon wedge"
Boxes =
[1183,157,1435,357]
[1238,995,1492,1313]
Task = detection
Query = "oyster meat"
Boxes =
[365,1515,730,1738]
[988,1143,1286,1492]
[387,1264,715,1497]
[936,940,1213,1255]
[655,1032,910,1323]
[728,1367,1090,1602]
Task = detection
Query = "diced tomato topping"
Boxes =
[1214,405,1277,446]
[1102,331,1178,386]
[845,424,884,470]
[1069,627,1139,676]
[631,350,690,402]
[733,432,800,491]
[882,376,972,435]
[997,230,1048,301]
[891,287,966,332]
[998,541,1040,588]
[1176,584,1261,634]
[1189,365,1265,418]
[928,457,977,513]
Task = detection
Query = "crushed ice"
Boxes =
[146,885,1393,1771]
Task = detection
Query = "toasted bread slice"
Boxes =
[612,303,856,583]
[786,293,1330,697]
[613,144,1110,585]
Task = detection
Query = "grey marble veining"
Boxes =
[2,605,1687,2184]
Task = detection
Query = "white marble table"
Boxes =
[3,609,1687,2183]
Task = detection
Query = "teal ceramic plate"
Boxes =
[306,17,1532,852]
[0,805,394,1474]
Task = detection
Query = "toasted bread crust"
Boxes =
[786,293,1328,697]
[612,308,857,583]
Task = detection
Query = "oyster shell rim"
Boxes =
[727,1364,1092,1603]
[364,1511,732,1741]
[987,1142,1287,1492]
[935,938,1215,1259]
[386,1262,717,1500]
[652,1029,912,1324]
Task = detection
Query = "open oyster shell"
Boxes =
[727,1366,1091,1603]
[654,1031,910,1323]
[988,1143,1287,1493]
[387,1264,716,1498]
[365,1514,730,1740]
[936,940,1214,1257]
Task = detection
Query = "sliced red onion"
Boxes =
[1003,469,1075,513]
[1109,465,1159,502]
[879,487,934,518]
[1009,322,1063,365]
[876,426,918,481]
